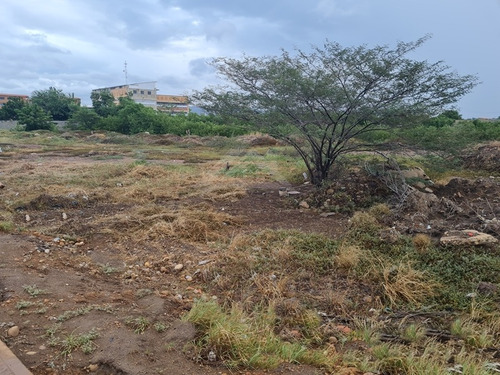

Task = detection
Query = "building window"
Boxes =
[141,90,144,95]
[147,91,151,95]
[133,90,138,94]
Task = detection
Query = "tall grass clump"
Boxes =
[183,299,337,370]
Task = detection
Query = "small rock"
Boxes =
[25,351,37,356]
[174,264,184,271]
[207,350,216,362]
[278,189,289,197]
[8,326,19,337]
[0,182,5,189]
[25,214,31,222]
[185,275,193,281]
[440,230,498,246]
[335,325,352,334]
[62,212,68,220]
[299,201,310,209]
[88,364,99,372]
[320,212,336,217]
[362,296,373,303]
[328,336,338,344]
[144,261,151,268]
[160,266,167,273]
[75,241,84,246]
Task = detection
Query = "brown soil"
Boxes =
[1,137,499,375]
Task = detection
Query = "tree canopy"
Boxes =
[192,36,479,185]
[17,103,54,131]
[0,96,26,120]
[31,87,79,121]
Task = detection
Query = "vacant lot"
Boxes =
[0,130,499,375]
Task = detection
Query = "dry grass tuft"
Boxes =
[145,205,242,242]
[381,261,438,306]
[334,244,362,271]
[412,233,432,253]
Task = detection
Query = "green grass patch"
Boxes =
[183,299,337,370]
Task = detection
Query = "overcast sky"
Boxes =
[1,0,499,118]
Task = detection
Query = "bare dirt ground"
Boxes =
[1,135,499,375]
[0,139,340,375]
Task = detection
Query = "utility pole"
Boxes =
[123,61,128,84]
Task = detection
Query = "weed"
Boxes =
[154,321,167,333]
[0,221,14,232]
[23,284,46,297]
[57,306,93,322]
[126,316,150,334]
[16,300,34,310]
[56,304,113,322]
[60,329,99,357]
[100,263,119,274]
[401,323,426,343]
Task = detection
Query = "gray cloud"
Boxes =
[0,0,497,116]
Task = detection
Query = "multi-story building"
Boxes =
[92,82,189,114]
[0,94,29,107]
[156,94,189,114]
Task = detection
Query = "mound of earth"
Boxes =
[463,141,500,172]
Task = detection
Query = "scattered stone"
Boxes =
[440,230,498,246]
[7,325,19,337]
[62,212,68,220]
[299,201,310,209]
[25,351,37,356]
[198,260,212,266]
[185,275,193,281]
[207,350,216,362]
[174,264,184,271]
[160,266,167,273]
[335,325,352,334]
[75,241,84,246]
[25,214,31,222]
[88,364,99,372]
[0,181,4,189]
[320,212,336,217]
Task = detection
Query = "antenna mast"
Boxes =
[123,61,128,84]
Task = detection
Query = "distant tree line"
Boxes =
[0,87,248,136]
